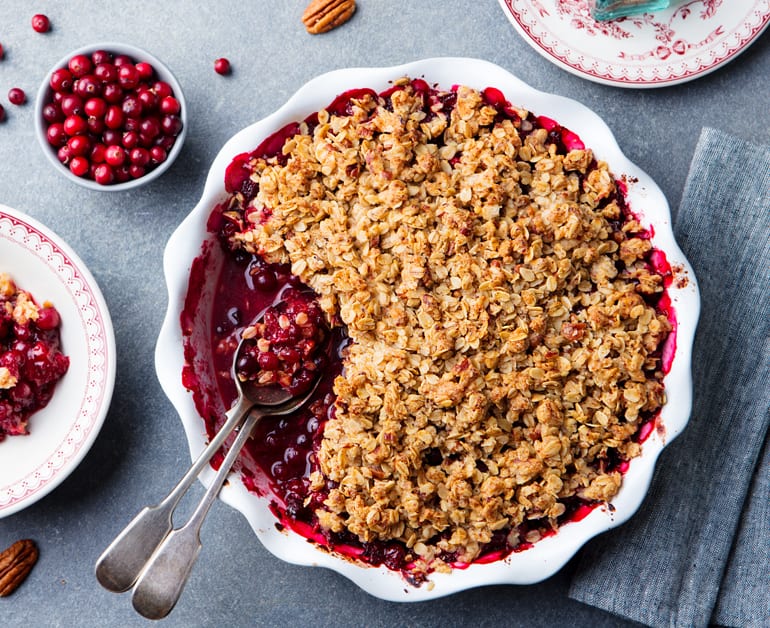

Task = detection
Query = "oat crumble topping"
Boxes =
[222,79,671,566]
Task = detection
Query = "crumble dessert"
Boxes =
[0,273,70,441]
[196,78,672,574]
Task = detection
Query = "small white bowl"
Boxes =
[156,58,701,601]
[35,42,187,192]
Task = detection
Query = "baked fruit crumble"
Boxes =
[187,77,673,577]
[0,273,69,441]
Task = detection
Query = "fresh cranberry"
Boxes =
[139,117,160,140]
[102,129,121,145]
[60,94,83,117]
[122,131,140,150]
[105,145,126,167]
[104,105,124,129]
[8,88,26,106]
[128,164,145,179]
[0,43,4,60]
[149,145,167,164]
[214,58,231,75]
[94,63,118,83]
[129,147,150,166]
[75,75,101,98]
[118,64,140,89]
[135,62,154,80]
[161,115,182,136]
[137,88,158,110]
[31,14,50,33]
[0,104,5,123]
[159,96,180,115]
[152,81,172,99]
[113,54,133,67]
[102,83,123,103]
[57,144,73,164]
[63,114,87,136]
[114,164,131,182]
[91,50,112,65]
[68,54,93,78]
[46,123,67,147]
[67,135,90,156]
[90,143,107,163]
[87,116,106,134]
[42,103,63,124]
[69,156,89,177]
[123,117,141,132]
[121,95,142,118]
[93,163,114,185]
[50,68,73,92]
[154,135,176,151]
[84,97,106,117]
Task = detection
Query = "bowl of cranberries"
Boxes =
[35,43,186,190]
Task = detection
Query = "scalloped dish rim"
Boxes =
[155,57,700,601]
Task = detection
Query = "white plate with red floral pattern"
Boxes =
[499,0,770,87]
[0,204,116,518]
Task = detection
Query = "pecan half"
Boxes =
[0,539,39,597]
[302,0,356,34]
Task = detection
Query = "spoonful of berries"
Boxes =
[95,293,328,619]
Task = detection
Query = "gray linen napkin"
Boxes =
[568,127,770,628]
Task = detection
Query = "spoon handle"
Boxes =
[131,409,262,620]
[94,394,254,593]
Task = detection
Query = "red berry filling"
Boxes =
[235,290,329,396]
[0,274,69,441]
[184,80,675,578]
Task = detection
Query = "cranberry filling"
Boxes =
[0,278,69,441]
[235,290,329,396]
[183,80,675,577]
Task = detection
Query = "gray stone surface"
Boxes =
[0,2,766,626]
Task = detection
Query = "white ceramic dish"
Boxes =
[499,0,770,88]
[156,58,700,601]
[34,42,187,192]
[0,204,116,518]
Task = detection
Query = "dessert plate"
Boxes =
[156,58,700,601]
[499,0,770,87]
[0,204,116,518]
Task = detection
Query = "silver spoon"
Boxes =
[95,328,320,618]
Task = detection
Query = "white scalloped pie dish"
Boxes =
[156,58,700,601]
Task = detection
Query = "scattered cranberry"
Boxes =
[31,14,50,33]
[0,104,5,123]
[0,43,4,60]
[214,58,231,75]
[42,49,183,185]
[8,88,26,106]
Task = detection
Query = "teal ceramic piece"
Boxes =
[593,0,671,20]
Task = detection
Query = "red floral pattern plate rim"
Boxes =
[0,204,116,518]
[499,0,770,87]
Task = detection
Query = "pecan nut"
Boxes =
[0,539,39,597]
[302,0,356,34]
